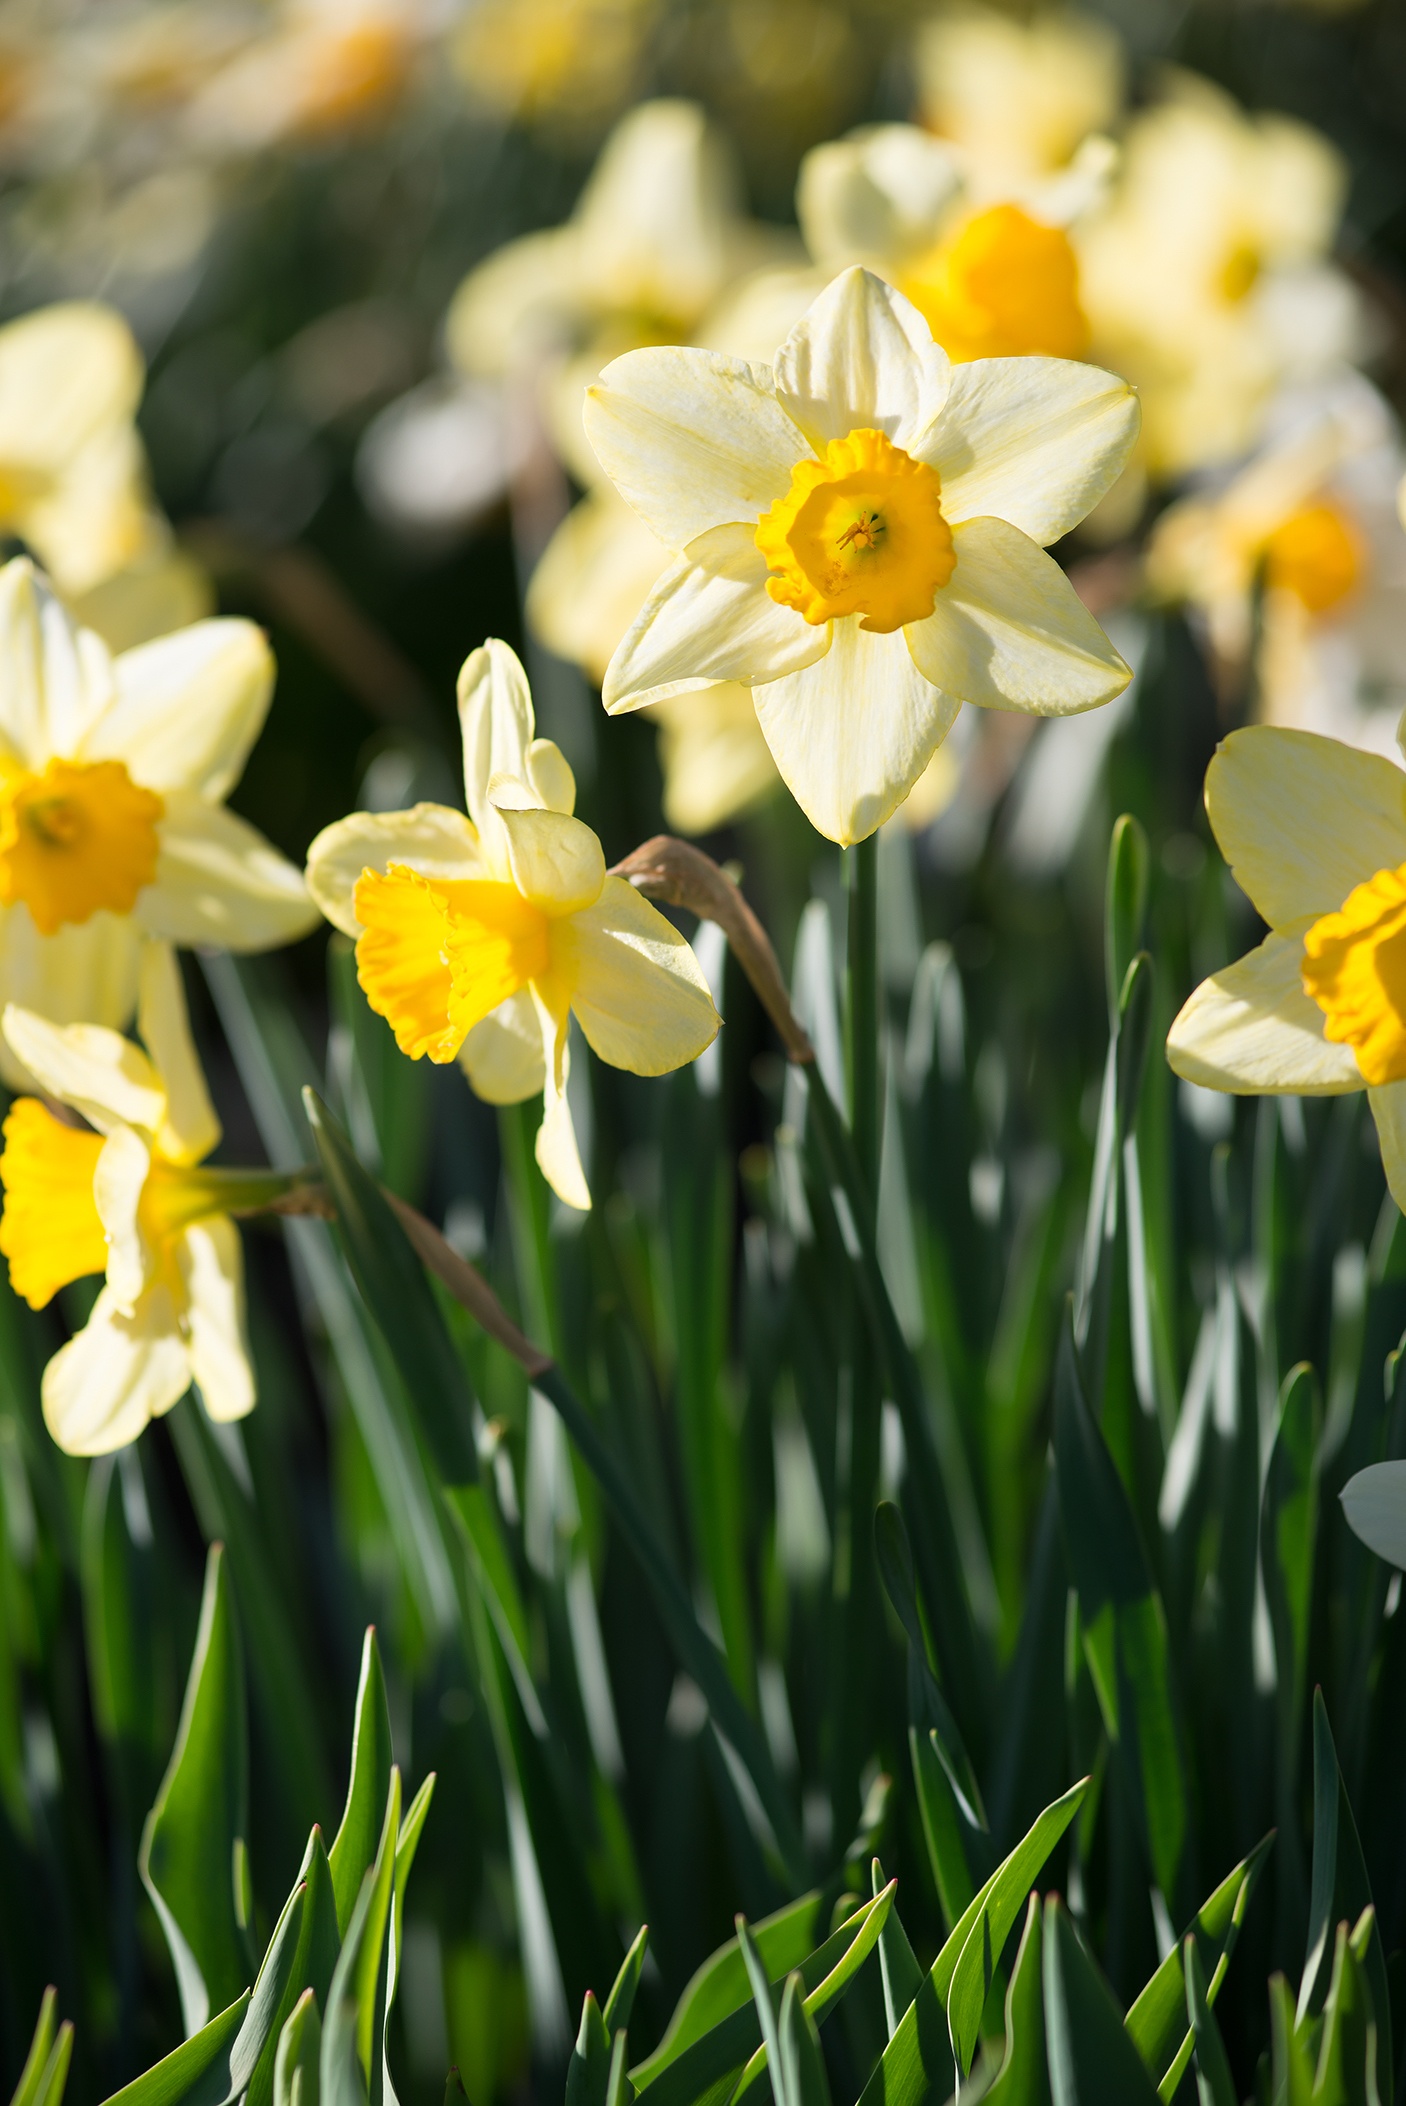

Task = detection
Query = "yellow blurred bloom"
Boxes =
[1167,726,1406,1210]
[915,7,1124,191]
[584,266,1137,844]
[1078,80,1358,477]
[0,945,258,1454]
[0,302,156,597]
[184,0,418,150]
[0,557,316,1087]
[305,641,719,1209]
[451,0,657,133]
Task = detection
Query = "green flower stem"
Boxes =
[189,1165,331,1220]
[845,831,881,1204]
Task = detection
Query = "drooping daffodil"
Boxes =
[1166,725,1406,1209]
[0,557,317,1087]
[304,640,719,1208]
[582,265,1139,845]
[0,945,287,1454]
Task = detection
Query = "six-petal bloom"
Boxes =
[0,556,318,1086]
[583,265,1140,845]
[304,639,720,1210]
[1166,723,1406,1209]
[0,946,262,1454]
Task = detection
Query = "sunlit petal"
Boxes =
[1166,930,1362,1094]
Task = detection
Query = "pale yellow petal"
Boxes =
[459,989,545,1104]
[142,792,319,951]
[0,557,115,770]
[64,542,214,657]
[772,265,952,454]
[20,423,153,597]
[138,942,220,1167]
[529,986,590,1211]
[495,806,605,916]
[921,358,1139,546]
[81,620,274,801]
[653,684,779,834]
[1166,931,1362,1095]
[41,1281,189,1457]
[526,489,670,688]
[444,228,579,379]
[602,524,827,712]
[304,804,483,937]
[905,518,1130,715]
[526,740,576,816]
[753,617,960,846]
[94,1125,154,1314]
[1,1002,165,1133]
[583,348,802,551]
[796,125,962,272]
[178,1216,255,1423]
[1205,727,1406,932]
[557,876,720,1075]
[457,638,535,844]
[0,907,143,1092]
[0,303,142,471]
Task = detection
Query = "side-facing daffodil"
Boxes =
[304,639,719,1208]
[1166,725,1406,1208]
[583,265,1138,844]
[0,945,281,1454]
[0,557,316,1084]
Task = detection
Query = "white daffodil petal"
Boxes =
[526,740,576,816]
[529,988,591,1211]
[1206,727,1406,932]
[142,792,319,951]
[561,877,720,1075]
[772,266,951,452]
[459,989,546,1104]
[0,303,142,470]
[178,1216,255,1423]
[653,684,779,835]
[81,620,274,801]
[906,518,1130,715]
[1166,931,1362,1095]
[496,806,606,916]
[94,1124,154,1314]
[603,525,827,712]
[1369,1082,1406,1220]
[304,804,483,937]
[138,943,220,1167]
[0,908,143,1092]
[41,1282,189,1457]
[1339,1458,1406,1570]
[458,639,535,838]
[1,1002,164,1133]
[923,359,1140,546]
[584,348,802,550]
[753,617,960,846]
[0,557,115,769]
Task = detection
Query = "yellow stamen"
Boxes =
[1302,863,1406,1085]
[1262,501,1365,616]
[354,863,550,1064]
[899,203,1088,364]
[0,758,163,936]
[0,1099,107,1309]
[755,428,955,634]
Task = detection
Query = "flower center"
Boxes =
[898,204,1088,364]
[1302,863,1406,1085]
[754,428,955,635]
[0,758,163,936]
[0,1099,108,1309]
[1218,241,1261,303]
[1262,501,1365,616]
[354,863,551,1064]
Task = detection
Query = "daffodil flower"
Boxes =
[0,556,316,1088]
[914,6,1124,193]
[305,640,719,1209]
[0,946,285,1454]
[0,302,156,597]
[583,265,1138,845]
[1166,724,1406,1208]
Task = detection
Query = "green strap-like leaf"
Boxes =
[872,1858,923,2041]
[274,1992,321,2106]
[330,1631,394,1939]
[567,1996,612,2106]
[1300,1692,1391,2097]
[777,1976,830,2106]
[1124,1833,1272,2097]
[632,1895,820,2086]
[1042,1898,1159,2106]
[139,1544,251,2039]
[604,1928,650,2038]
[1183,1940,1236,2106]
[8,1993,72,2106]
[984,1895,1050,2106]
[242,1828,342,2106]
[729,1886,894,2106]
[321,1768,402,2106]
[100,1995,252,2106]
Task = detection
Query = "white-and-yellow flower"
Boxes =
[0,946,261,1454]
[1167,724,1406,1208]
[0,556,316,1084]
[0,301,157,597]
[445,98,792,484]
[305,640,719,1209]
[582,265,1138,845]
[1078,80,1360,477]
[1148,376,1406,746]
[914,6,1124,194]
